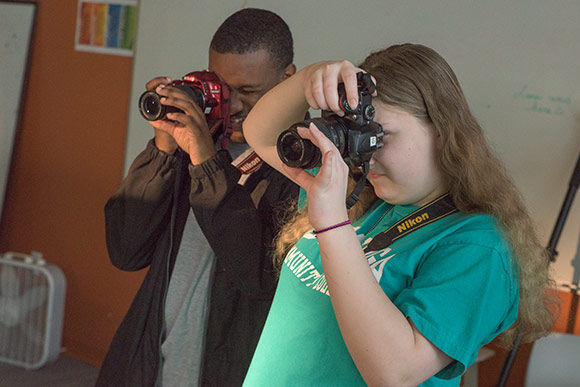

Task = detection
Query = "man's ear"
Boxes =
[281,63,296,80]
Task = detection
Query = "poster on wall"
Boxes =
[75,0,137,57]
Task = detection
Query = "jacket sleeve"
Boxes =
[104,139,178,271]
[189,150,298,298]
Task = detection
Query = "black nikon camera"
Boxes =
[276,72,383,169]
[138,70,230,127]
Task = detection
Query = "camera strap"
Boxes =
[231,148,263,185]
[346,162,370,209]
[363,193,457,253]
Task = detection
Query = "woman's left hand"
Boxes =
[283,123,350,230]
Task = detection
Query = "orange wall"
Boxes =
[0,0,144,366]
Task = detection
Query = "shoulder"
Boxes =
[424,213,517,290]
[437,213,510,254]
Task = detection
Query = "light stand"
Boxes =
[496,151,580,387]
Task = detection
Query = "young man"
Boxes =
[96,9,298,387]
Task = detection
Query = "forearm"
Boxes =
[317,228,449,386]
[105,140,178,270]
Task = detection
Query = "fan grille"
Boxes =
[0,263,50,366]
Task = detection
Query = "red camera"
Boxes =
[139,70,230,126]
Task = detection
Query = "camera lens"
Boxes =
[138,84,206,122]
[144,97,160,116]
[139,91,165,121]
[280,133,302,161]
[277,118,348,169]
[277,127,321,169]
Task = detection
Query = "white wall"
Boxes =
[0,2,36,224]
[125,0,580,284]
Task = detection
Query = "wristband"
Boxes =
[312,220,351,235]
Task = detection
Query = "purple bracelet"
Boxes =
[312,220,352,235]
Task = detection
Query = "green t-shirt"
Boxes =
[244,199,519,386]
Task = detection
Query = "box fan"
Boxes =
[0,251,66,369]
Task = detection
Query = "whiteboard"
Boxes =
[0,2,36,225]
[126,0,580,284]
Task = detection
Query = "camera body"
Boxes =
[138,70,230,125]
[277,72,383,169]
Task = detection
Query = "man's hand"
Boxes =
[148,81,218,165]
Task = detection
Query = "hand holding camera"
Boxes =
[277,71,383,169]
[139,71,231,164]
[277,63,383,209]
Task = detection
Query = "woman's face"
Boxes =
[368,101,446,206]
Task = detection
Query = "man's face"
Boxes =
[209,49,290,143]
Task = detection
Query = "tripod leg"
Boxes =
[496,334,522,387]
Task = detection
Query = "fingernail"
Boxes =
[156,85,164,92]
[349,99,358,109]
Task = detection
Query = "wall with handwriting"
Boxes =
[127,1,580,285]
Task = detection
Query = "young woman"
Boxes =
[242,44,555,386]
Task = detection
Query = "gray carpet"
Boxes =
[0,355,99,387]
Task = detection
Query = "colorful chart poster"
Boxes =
[75,1,137,56]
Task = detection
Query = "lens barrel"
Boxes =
[139,91,165,121]
[276,118,347,169]
[277,127,320,169]
[138,84,205,121]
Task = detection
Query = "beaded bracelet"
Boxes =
[312,220,352,235]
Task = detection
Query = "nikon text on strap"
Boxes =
[364,194,457,253]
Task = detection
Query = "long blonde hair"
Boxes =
[274,44,556,347]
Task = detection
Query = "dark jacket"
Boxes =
[96,140,298,386]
